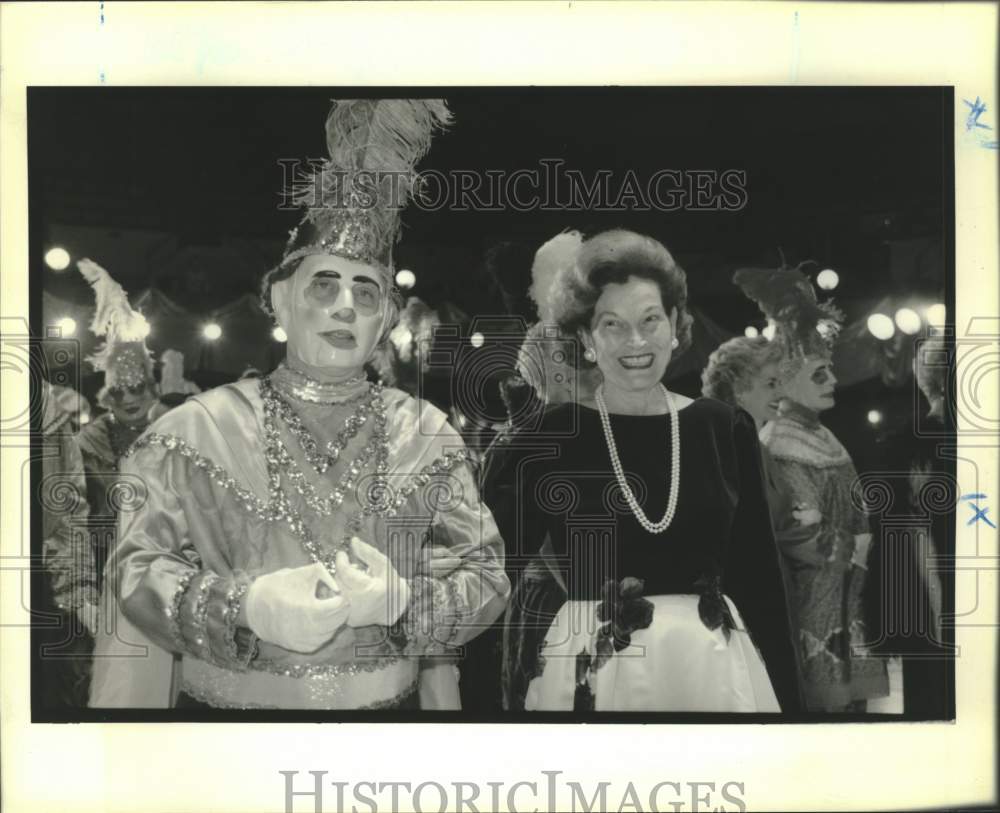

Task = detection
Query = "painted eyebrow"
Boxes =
[352,274,381,289]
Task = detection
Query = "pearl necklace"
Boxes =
[594,383,680,534]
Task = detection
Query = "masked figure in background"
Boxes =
[37,382,98,709]
[737,265,889,711]
[69,260,183,708]
[701,335,821,694]
[104,100,509,710]
[478,230,602,711]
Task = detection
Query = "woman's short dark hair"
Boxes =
[548,229,693,365]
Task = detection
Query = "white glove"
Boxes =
[245,563,349,653]
[850,533,873,570]
[334,537,410,628]
[76,602,99,638]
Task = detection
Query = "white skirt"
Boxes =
[524,594,780,712]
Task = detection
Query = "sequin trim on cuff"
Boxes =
[223,579,254,668]
[190,572,220,659]
[165,569,198,650]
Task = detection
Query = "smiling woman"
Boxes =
[483,229,802,713]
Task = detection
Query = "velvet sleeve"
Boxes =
[111,443,258,670]
[724,409,803,713]
[480,428,552,578]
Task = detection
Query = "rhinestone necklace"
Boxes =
[261,376,379,475]
[594,383,681,534]
[270,361,368,405]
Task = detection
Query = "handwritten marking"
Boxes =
[961,493,996,528]
[100,1,104,25]
[962,97,998,149]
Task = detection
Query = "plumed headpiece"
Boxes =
[733,262,844,364]
[529,230,584,323]
[261,99,451,316]
[77,258,153,388]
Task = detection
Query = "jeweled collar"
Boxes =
[269,361,369,405]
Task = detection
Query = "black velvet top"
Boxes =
[483,397,802,711]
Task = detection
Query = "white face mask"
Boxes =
[782,356,838,413]
[271,254,386,380]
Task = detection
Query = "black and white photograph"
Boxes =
[27,85,957,721]
[1,3,996,812]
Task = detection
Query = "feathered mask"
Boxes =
[733,263,844,361]
[77,258,153,387]
[281,99,451,272]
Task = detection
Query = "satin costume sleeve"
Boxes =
[41,432,99,610]
[392,423,511,655]
[112,442,258,671]
[724,409,803,712]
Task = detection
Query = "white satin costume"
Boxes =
[95,374,510,709]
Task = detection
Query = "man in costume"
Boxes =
[738,264,889,711]
[103,99,509,710]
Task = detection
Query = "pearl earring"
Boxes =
[584,347,597,363]
[671,337,679,349]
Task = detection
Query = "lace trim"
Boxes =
[179,678,419,710]
[249,655,402,679]
[126,432,471,522]
[223,579,253,667]
[359,682,418,710]
[164,570,198,650]
[190,572,220,658]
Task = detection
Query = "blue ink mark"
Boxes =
[99,71,106,84]
[963,97,992,131]
[100,2,105,25]
[790,10,800,83]
[961,494,996,528]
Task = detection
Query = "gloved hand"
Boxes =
[850,533,873,570]
[334,537,410,628]
[245,562,349,653]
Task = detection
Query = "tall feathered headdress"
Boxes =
[733,261,844,363]
[77,258,153,387]
[261,99,451,315]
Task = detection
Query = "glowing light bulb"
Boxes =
[816,269,839,290]
[894,307,921,335]
[925,303,946,328]
[470,332,485,349]
[867,409,883,426]
[202,323,222,341]
[272,326,287,342]
[866,313,895,341]
[45,247,71,271]
[395,269,416,289]
[744,326,759,338]
[55,317,77,336]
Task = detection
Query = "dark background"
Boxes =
[30,86,953,472]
